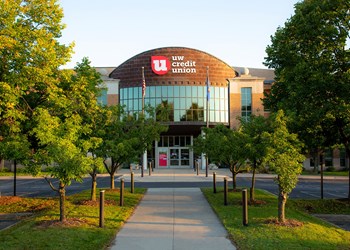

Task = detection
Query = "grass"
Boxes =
[0,188,145,250]
[202,187,350,250]
[301,170,349,176]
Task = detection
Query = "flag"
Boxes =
[142,67,146,97]
[206,67,210,101]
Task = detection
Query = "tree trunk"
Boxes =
[110,172,115,189]
[312,149,320,173]
[320,151,325,199]
[346,147,350,200]
[59,181,66,222]
[250,161,257,202]
[232,170,237,190]
[13,160,17,196]
[90,172,97,201]
[278,187,287,223]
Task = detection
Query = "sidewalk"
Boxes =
[116,167,349,181]
[109,188,236,250]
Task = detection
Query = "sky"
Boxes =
[58,0,301,69]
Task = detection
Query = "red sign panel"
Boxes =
[151,56,170,75]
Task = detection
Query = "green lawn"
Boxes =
[202,188,350,250]
[0,188,145,250]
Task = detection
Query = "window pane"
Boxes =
[215,87,220,99]
[167,86,174,97]
[149,86,155,98]
[186,98,192,109]
[169,136,174,146]
[186,136,191,146]
[185,86,192,98]
[180,98,186,109]
[174,98,180,110]
[128,88,133,99]
[174,86,180,97]
[180,137,185,147]
[163,136,168,147]
[174,110,181,122]
[128,99,133,110]
[180,86,186,97]
[192,86,198,97]
[155,87,161,98]
[133,100,138,111]
[161,86,167,97]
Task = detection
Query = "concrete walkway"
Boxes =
[109,188,236,250]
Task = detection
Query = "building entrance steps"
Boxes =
[109,188,236,250]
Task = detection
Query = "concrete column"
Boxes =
[143,151,147,170]
[201,153,206,170]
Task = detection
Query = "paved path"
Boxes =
[110,188,236,250]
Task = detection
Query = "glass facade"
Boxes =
[97,88,108,106]
[120,85,228,123]
[241,87,252,121]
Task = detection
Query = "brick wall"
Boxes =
[109,47,236,87]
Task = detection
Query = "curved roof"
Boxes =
[109,47,236,87]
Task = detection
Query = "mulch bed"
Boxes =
[36,218,88,229]
[75,199,117,206]
[265,218,304,227]
[0,196,22,205]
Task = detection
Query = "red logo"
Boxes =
[151,56,170,75]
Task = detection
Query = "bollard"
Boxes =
[205,158,208,177]
[242,189,248,226]
[148,162,152,176]
[224,178,228,206]
[99,190,105,228]
[120,178,124,206]
[152,160,154,172]
[196,161,199,176]
[131,172,134,193]
[141,164,144,177]
[213,172,217,193]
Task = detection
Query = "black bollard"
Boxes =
[242,189,248,226]
[224,178,228,206]
[205,157,208,177]
[213,172,217,193]
[99,190,105,228]
[148,162,152,176]
[196,161,199,176]
[131,172,134,194]
[141,164,144,177]
[120,178,124,206]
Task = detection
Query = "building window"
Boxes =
[97,88,108,106]
[241,87,252,121]
[119,85,228,123]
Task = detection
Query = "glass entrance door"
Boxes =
[169,148,190,167]
[170,148,179,166]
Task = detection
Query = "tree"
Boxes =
[193,124,248,190]
[0,134,31,196]
[240,115,270,202]
[32,109,93,222]
[71,58,104,201]
[0,0,73,167]
[96,105,167,189]
[264,111,305,223]
[264,0,350,198]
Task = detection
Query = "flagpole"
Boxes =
[205,66,210,177]
[142,67,145,115]
[206,66,210,128]
[141,67,147,171]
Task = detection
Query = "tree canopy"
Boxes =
[264,0,350,198]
